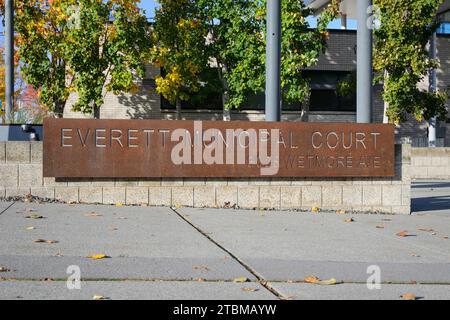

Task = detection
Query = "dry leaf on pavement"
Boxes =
[396,230,411,237]
[376,225,384,229]
[344,218,355,223]
[25,214,44,219]
[84,212,103,217]
[241,287,259,292]
[34,239,59,244]
[0,267,10,272]
[418,228,435,233]
[336,210,346,214]
[233,277,250,283]
[93,295,109,300]
[400,293,417,300]
[86,254,110,260]
[311,207,320,213]
[304,276,339,285]
[26,226,36,230]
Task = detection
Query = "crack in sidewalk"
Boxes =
[170,207,288,300]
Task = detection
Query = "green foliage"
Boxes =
[373,0,448,123]
[15,0,152,117]
[153,0,340,111]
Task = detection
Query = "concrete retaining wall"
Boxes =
[0,142,411,214]
[411,148,450,179]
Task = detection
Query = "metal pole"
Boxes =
[265,0,281,122]
[5,0,14,123]
[428,31,437,147]
[357,0,372,123]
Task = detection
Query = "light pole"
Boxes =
[357,0,373,123]
[428,30,437,147]
[265,0,281,122]
[5,0,14,123]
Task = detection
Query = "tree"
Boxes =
[152,0,340,119]
[15,0,152,118]
[373,0,448,124]
[151,0,211,119]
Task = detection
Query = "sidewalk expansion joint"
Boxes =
[0,201,16,217]
[170,207,287,300]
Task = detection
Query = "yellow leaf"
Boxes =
[93,295,108,300]
[336,210,346,214]
[304,276,320,284]
[344,218,355,223]
[400,293,417,300]
[233,277,249,283]
[304,276,339,285]
[115,203,124,207]
[87,254,110,260]
[311,207,320,213]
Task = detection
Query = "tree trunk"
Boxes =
[300,96,310,122]
[218,64,231,121]
[382,71,389,124]
[175,99,181,120]
[53,102,65,118]
[93,103,100,119]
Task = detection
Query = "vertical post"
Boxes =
[265,0,281,122]
[357,0,373,123]
[5,0,14,124]
[341,14,347,30]
[428,31,437,148]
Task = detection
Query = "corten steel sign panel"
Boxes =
[43,119,395,178]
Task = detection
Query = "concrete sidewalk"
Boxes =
[0,181,449,300]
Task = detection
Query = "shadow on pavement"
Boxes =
[412,195,450,214]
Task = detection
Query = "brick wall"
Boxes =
[411,148,450,179]
[0,142,411,214]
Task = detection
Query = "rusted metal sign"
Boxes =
[43,119,395,178]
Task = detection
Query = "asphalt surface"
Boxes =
[0,180,449,300]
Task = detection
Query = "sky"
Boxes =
[0,0,357,35]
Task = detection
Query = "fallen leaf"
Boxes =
[26,226,36,230]
[317,278,338,285]
[344,218,355,223]
[233,277,250,283]
[241,287,259,292]
[115,203,124,207]
[411,253,421,257]
[382,218,392,222]
[193,265,210,271]
[400,293,417,300]
[34,239,59,244]
[376,225,385,229]
[195,278,206,282]
[0,267,10,272]
[25,214,44,219]
[418,228,435,233]
[311,207,320,213]
[304,276,320,284]
[93,295,109,300]
[86,254,110,260]
[84,212,103,217]
[336,210,346,214]
[396,230,411,237]
[304,276,339,285]
[443,236,448,240]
